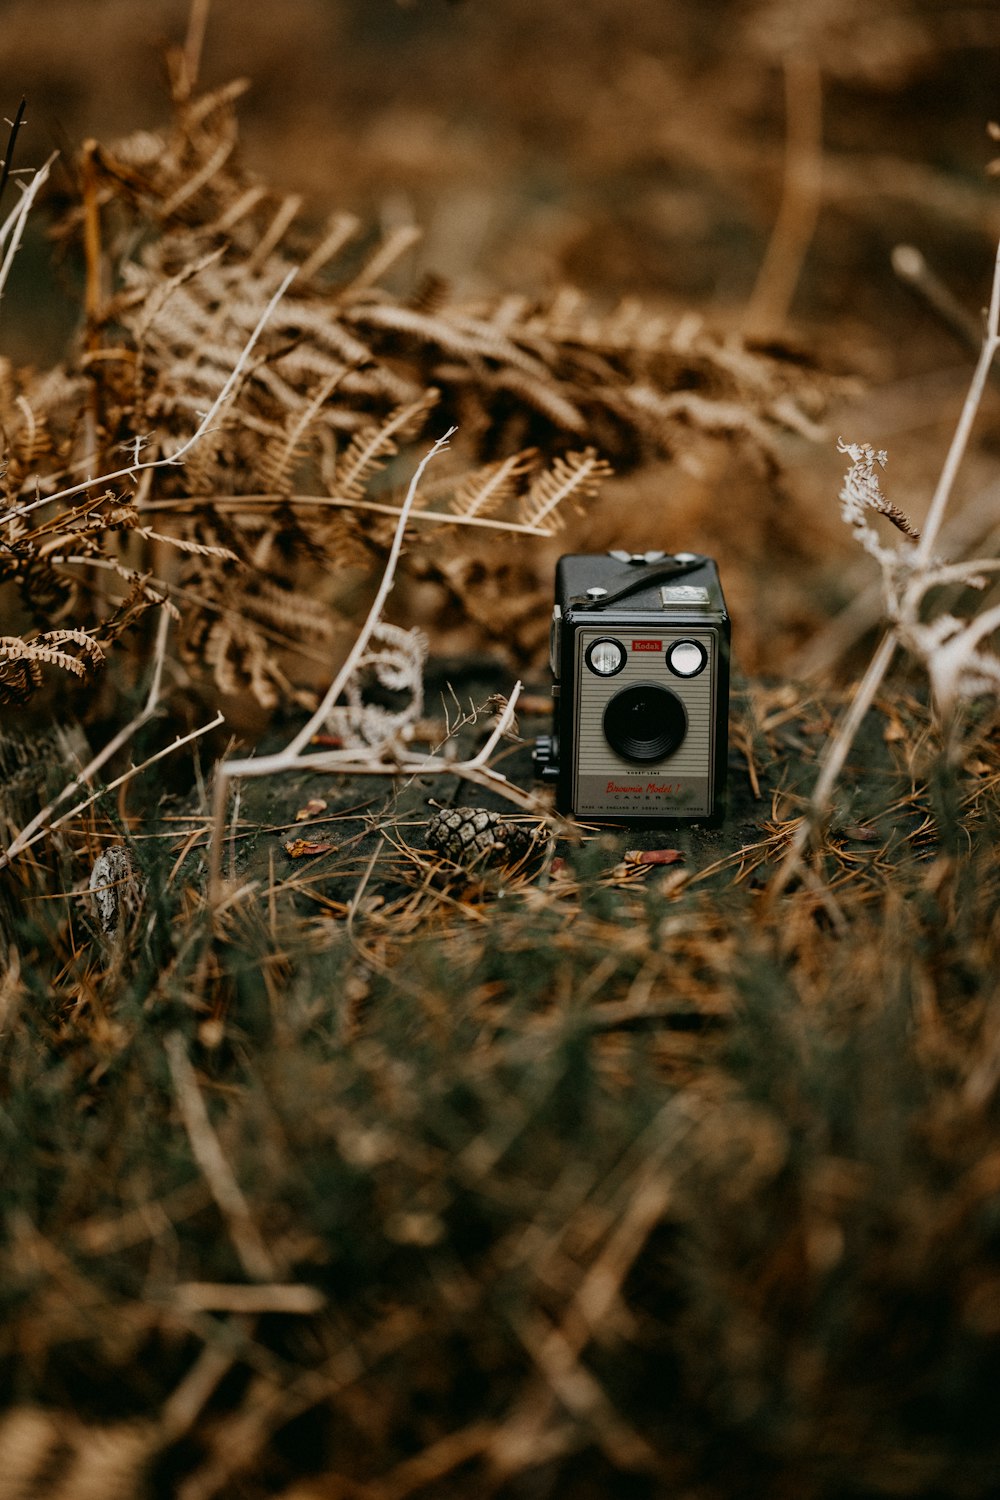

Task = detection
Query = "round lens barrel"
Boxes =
[585,638,625,677]
[602,683,687,762]
[666,639,707,678]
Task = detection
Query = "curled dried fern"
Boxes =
[0,628,104,704]
[519,448,615,531]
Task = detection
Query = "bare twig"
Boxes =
[892,243,985,354]
[139,490,554,536]
[0,152,56,305]
[181,0,214,99]
[165,1032,278,1282]
[288,427,455,758]
[160,1339,246,1443]
[773,236,1000,891]
[367,1423,497,1500]
[174,1281,324,1315]
[744,57,823,335]
[918,237,1000,564]
[0,97,27,218]
[0,610,172,872]
[206,428,544,905]
[510,1309,660,1472]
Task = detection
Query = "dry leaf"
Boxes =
[295,798,328,821]
[284,838,337,859]
[625,849,685,865]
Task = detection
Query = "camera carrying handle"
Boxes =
[570,554,708,611]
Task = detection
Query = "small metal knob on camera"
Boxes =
[532,734,560,783]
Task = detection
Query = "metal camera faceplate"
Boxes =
[571,610,721,817]
[535,552,731,824]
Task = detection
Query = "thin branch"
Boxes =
[160,1341,245,1444]
[916,236,1000,564]
[139,491,553,537]
[0,152,56,304]
[287,426,455,758]
[144,603,172,714]
[0,711,224,870]
[773,237,1000,891]
[771,631,897,894]
[0,97,27,218]
[182,0,213,98]
[165,1033,277,1282]
[892,243,986,355]
[174,1281,324,1315]
[203,433,557,907]
[0,612,172,872]
[744,57,823,335]
[206,429,456,903]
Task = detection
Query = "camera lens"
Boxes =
[603,683,687,762]
[666,639,708,678]
[585,638,625,676]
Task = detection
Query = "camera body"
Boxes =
[534,551,730,824]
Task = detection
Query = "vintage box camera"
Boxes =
[533,551,730,823]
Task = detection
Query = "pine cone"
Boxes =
[89,844,145,936]
[425,806,532,869]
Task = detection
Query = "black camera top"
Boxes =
[558,551,726,618]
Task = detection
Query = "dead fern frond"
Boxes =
[485,365,588,434]
[134,528,242,563]
[837,439,921,568]
[0,71,836,716]
[12,395,51,469]
[256,368,350,496]
[240,578,336,642]
[450,449,539,520]
[0,628,105,685]
[0,655,40,705]
[518,448,614,531]
[331,394,439,504]
[196,614,282,707]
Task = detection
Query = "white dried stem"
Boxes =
[0,710,225,871]
[179,0,214,98]
[174,1281,324,1315]
[917,237,1000,564]
[775,241,1000,888]
[207,428,546,906]
[0,153,56,301]
[0,609,171,872]
[744,56,823,335]
[289,427,454,758]
[140,491,554,537]
[165,1032,277,1283]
